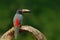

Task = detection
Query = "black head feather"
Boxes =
[16,10,22,14]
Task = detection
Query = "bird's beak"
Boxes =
[21,9,31,13]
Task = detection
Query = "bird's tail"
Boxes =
[14,27,19,39]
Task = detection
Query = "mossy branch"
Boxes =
[0,26,47,40]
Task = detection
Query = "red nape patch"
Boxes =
[14,18,19,26]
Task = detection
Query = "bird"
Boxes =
[13,9,30,39]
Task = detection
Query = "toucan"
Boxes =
[13,9,30,39]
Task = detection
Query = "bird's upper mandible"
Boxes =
[17,9,31,13]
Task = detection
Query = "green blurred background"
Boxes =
[0,0,60,40]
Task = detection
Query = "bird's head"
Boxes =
[17,9,31,14]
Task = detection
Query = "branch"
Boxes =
[0,26,47,40]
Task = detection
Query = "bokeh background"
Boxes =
[0,0,60,40]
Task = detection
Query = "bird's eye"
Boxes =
[18,11,22,14]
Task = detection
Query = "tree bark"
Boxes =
[0,26,47,40]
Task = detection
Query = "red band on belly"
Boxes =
[14,18,19,26]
